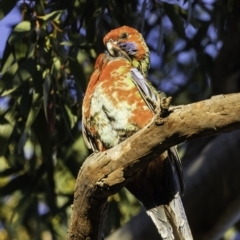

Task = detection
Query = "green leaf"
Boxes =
[13,21,31,33]
[51,57,61,79]
[64,104,77,129]
[43,74,51,121]
[1,53,14,75]
[14,41,28,60]
[35,0,45,16]
[0,62,18,94]
[25,92,42,130]
[8,21,31,45]
[1,58,36,96]
[60,41,73,46]
[27,43,37,58]
[18,132,28,154]
[37,10,64,21]
[0,108,16,156]
[0,120,14,156]
[0,0,18,20]
[58,98,75,140]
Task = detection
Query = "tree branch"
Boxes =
[67,93,240,240]
[105,130,240,240]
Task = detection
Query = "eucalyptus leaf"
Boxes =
[37,10,64,21]
[25,92,43,131]
[8,21,31,45]
[1,58,36,96]
[64,104,77,129]
[0,62,18,94]
[51,57,61,79]
[58,98,74,138]
[0,108,16,156]
[43,74,51,121]
[60,41,74,46]
[1,53,14,75]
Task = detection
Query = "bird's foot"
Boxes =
[155,92,172,125]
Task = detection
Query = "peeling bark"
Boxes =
[67,93,240,240]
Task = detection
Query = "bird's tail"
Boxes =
[146,192,193,240]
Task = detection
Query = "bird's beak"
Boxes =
[106,40,118,56]
[105,39,131,62]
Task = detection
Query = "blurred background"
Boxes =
[0,0,240,239]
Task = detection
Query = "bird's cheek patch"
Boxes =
[118,42,137,56]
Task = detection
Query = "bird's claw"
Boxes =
[154,93,172,125]
[160,96,172,117]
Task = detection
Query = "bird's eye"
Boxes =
[120,33,128,39]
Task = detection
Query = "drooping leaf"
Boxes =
[43,74,51,121]
[0,119,14,157]
[14,40,28,61]
[18,132,28,155]
[0,108,17,156]
[8,21,31,45]
[63,104,77,129]
[1,53,14,75]
[35,0,45,16]
[27,43,37,58]
[60,41,73,46]
[0,62,18,93]
[37,10,64,22]
[1,58,36,96]
[51,57,61,79]
[25,92,43,131]
[58,98,74,138]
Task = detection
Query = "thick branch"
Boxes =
[67,93,240,240]
[106,130,240,240]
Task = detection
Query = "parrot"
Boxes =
[82,26,193,240]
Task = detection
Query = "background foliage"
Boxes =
[0,0,239,239]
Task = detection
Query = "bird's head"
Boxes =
[103,26,150,76]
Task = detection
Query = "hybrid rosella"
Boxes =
[82,26,193,240]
